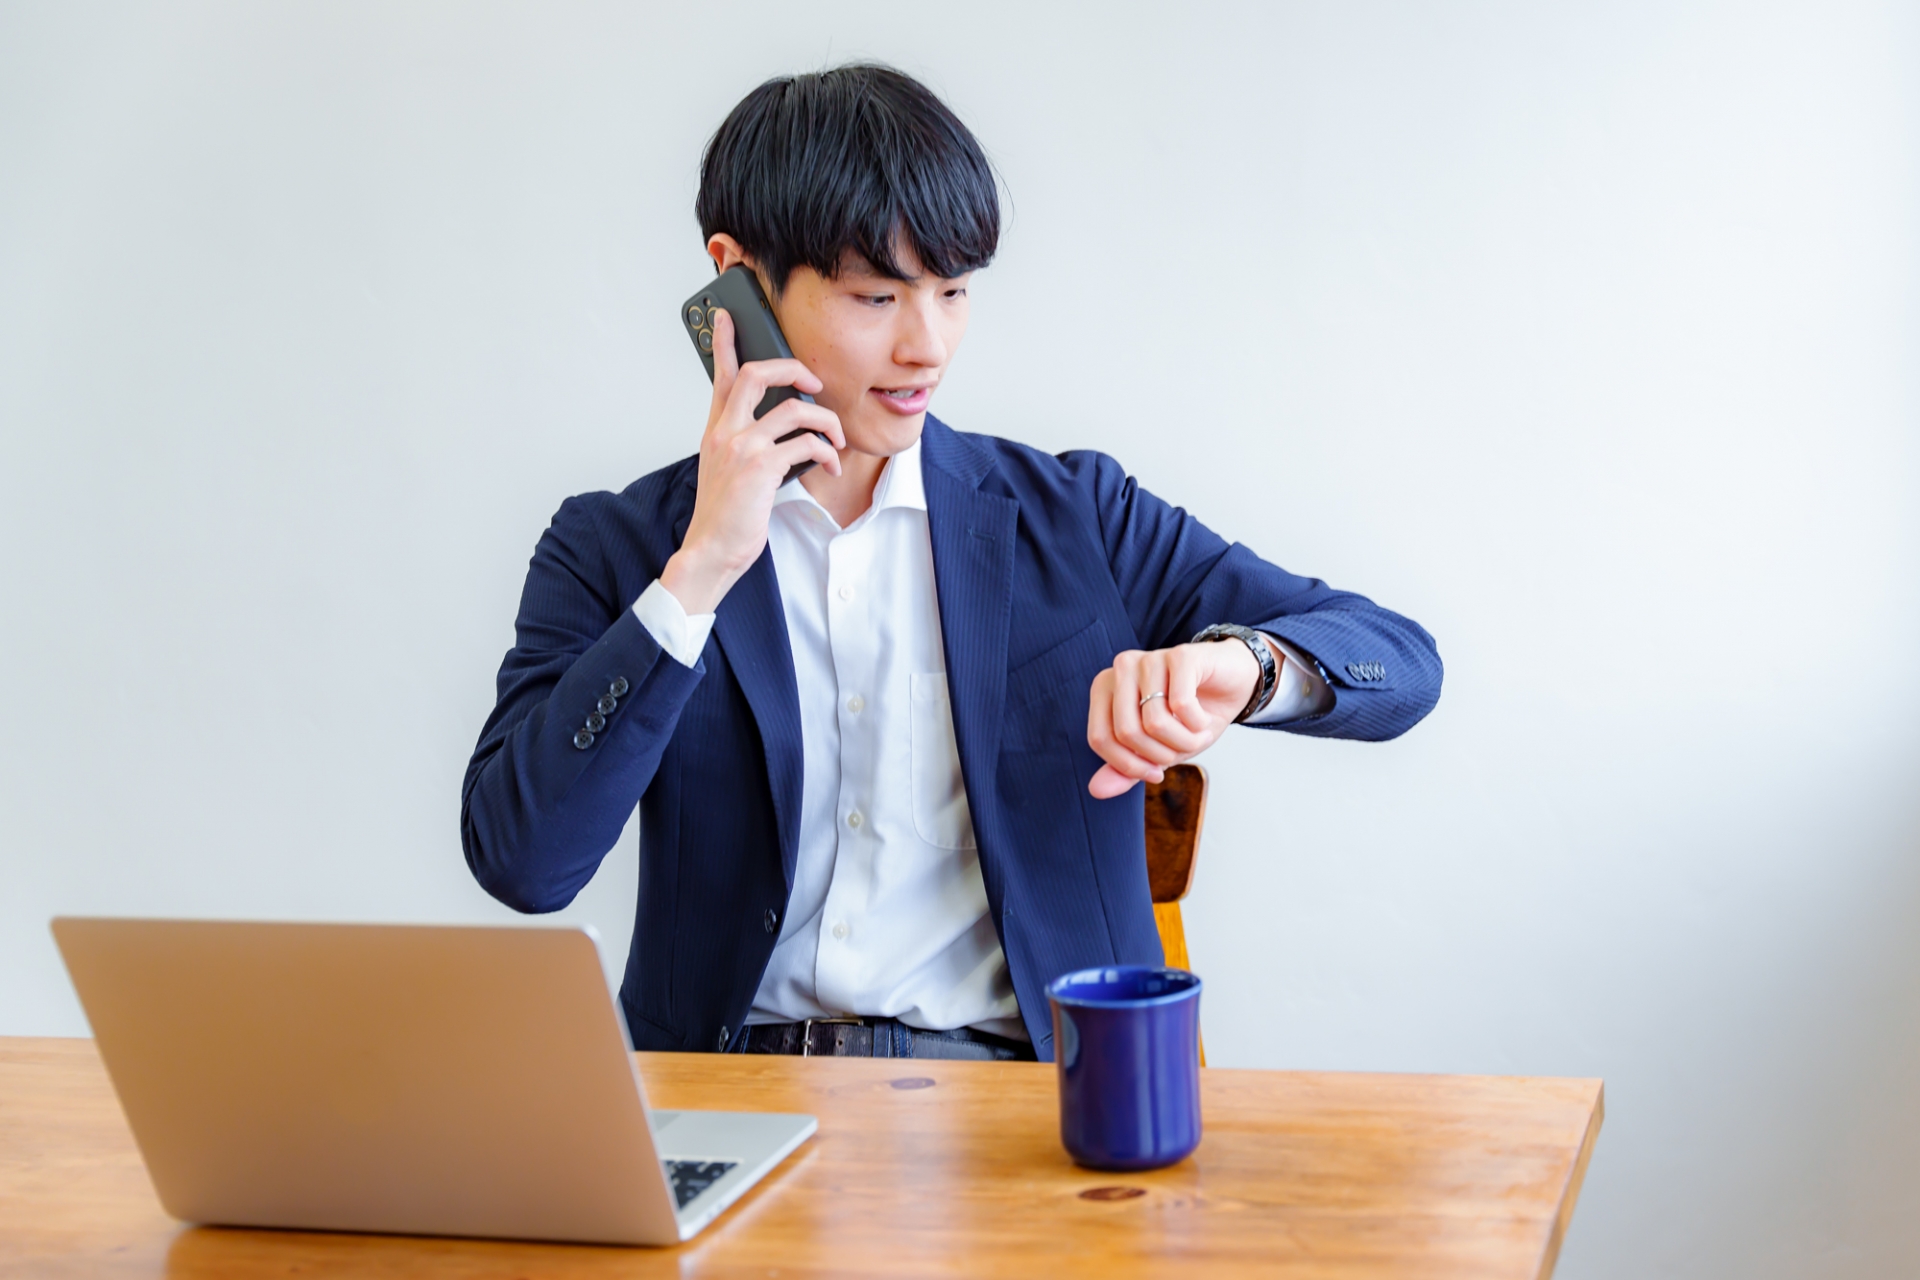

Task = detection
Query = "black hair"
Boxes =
[696,64,1000,292]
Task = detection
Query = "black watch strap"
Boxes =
[1190,623,1277,722]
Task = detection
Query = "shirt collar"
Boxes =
[772,437,928,528]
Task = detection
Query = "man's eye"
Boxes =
[944,288,968,299]
[861,294,895,307]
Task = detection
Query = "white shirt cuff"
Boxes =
[1243,633,1335,724]
[632,579,716,669]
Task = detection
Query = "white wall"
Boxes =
[2,3,1915,1275]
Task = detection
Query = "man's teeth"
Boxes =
[882,388,918,398]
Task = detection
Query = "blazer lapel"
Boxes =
[682,484,806,889]
[920,418,1018,879]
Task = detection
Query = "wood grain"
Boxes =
[0,1037,1602,1279]
[1144,762,1208,905]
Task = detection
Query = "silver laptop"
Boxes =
[51,918,816,1245]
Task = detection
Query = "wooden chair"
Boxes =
[1143,762,1208,1063]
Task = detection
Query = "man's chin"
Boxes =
[848,412,927,458]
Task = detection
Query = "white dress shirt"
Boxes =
[631,441,1329,1035]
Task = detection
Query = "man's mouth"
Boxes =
[870,385,934,414]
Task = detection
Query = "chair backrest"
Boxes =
[1144,763,1208,904]
[1143,764,1208,1063]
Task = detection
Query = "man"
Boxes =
[462,64,1442,1062]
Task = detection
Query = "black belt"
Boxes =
[737,1016,1036,1061]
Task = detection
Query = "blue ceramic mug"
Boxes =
[1046,965,1203,1171]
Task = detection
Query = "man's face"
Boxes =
[763,245,972,460]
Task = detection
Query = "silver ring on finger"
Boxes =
[1138,690,1167,711]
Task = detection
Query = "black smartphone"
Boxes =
[680,265,823,481]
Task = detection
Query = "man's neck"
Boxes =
[799,447,890,528]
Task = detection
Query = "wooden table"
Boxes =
[0,1037,1601,1279]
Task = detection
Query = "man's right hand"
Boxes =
[659,308,844,615]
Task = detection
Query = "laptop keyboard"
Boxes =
[665,1159,738,1210]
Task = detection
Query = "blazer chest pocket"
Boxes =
[1002,619,1113,746]
[910,673,977,850]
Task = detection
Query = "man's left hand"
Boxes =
[1085,639,1264,799]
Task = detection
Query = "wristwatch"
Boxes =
[1190,623,1277,723]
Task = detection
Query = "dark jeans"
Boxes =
[735,1017,1037,1061]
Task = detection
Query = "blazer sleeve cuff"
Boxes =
[1242,634,1336,724]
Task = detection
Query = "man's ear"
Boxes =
[706,234,751,275]
[706,234,785,315]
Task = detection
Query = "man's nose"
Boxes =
[894,297,948,367]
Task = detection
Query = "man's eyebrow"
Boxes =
[839,263,917,285]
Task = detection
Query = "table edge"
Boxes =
[1534,1080,1605,1280]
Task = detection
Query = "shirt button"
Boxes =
[837,584,854,601]
[846,695,864,714]
[831,922,849,940]
[846,811,863,829]
[764,907,779,934]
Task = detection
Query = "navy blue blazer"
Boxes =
[461,416,1442,1058]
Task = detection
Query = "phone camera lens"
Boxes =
[685,305,705,329]
[697,328,714,353]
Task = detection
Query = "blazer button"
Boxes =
[716,1025,731,1052]
[598,694,619,715]
[764,908,779,934]
[572,729,595,750]
[586,712,607,733]
[609,677,630,697]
